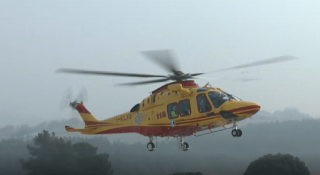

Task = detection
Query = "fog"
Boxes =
[0,108,313,142]
[1,0,320,128]
[1,0,320,174]
[1,108,320,175]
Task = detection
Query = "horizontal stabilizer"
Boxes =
[65,125,91,132]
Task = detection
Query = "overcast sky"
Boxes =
[1,0,319,126]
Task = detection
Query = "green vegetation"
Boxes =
[20,131,113,175]
[243,153,310,175]
[1,117,319,175]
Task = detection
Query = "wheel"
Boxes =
[231,129,238,137]
[147,142,155,151]
[237,129,242,137]
[182,142,189,151]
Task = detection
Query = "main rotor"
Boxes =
[56,50,297,85]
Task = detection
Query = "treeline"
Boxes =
[1,118,320,175]
[0,118,84,140]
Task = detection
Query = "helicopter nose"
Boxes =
[250,102,260,114]
[220,101,260,119]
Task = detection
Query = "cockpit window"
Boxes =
[197,94,212,112]
[197,88,209,92]
[208,91,230,108]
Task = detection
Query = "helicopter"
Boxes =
[57,50,297,151]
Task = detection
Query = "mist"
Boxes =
[1,0,320,175]
[1,108,319,174]
[1,0,320,128]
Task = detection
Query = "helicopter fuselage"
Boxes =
[67,80,260,137]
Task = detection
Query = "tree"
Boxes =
[20,130,113,175]
[0,138,30,175]
[243,153,310,175]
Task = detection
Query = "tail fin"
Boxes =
[74,102,99,126]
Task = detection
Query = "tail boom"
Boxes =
[65,102,100,133]
[75,102,99,124]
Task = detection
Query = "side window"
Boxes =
[179,100,191,117]
[152,93,157,103]
[130,103,140,112]
[168,103,179,119]
[197,94,212,112]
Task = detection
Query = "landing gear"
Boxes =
[231,129,242,137]
[147,136,156,151]
[237,129,242,137]
[178,137,189,151]
[147,136,190,151]
[182,142,189,151]
[231,119,242,137]
[147,142,155,151]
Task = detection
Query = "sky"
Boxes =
[1,0,320,127]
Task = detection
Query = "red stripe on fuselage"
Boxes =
[149,106,260,126]
[85,124,121,128]
[182,107,260,125]
[236,109,260,115]
[230,105,260,113]
[150,115,222,126]
[94,109,260,136]
[96,125,198,136]
[84,121,115,125]
[85,121,101,125]
[174,105,259,123]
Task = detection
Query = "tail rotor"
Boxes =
[60,87,88,118]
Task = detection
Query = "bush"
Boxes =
[243,153,310,175]
[20,130,113,175]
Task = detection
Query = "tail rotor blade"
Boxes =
[60,88,74,111]
[76,88,88,103]
[60,87,88,113]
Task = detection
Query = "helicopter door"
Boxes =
[167,103,179,119]
[178,99,191,117]
[196,94,212,113]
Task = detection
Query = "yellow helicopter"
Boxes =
[57,50,296,151]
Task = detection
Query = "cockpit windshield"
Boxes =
[208,91,230,108]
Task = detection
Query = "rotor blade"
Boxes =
[141,50,180,74]
[233,78,262,82]
[190,73,206,77]
[117,78,170,86]
[208,55,298,73]
[196,76,222,80]
[56,68,167,78]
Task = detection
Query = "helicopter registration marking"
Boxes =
[156,111,166,119]
[116,114,132,123]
